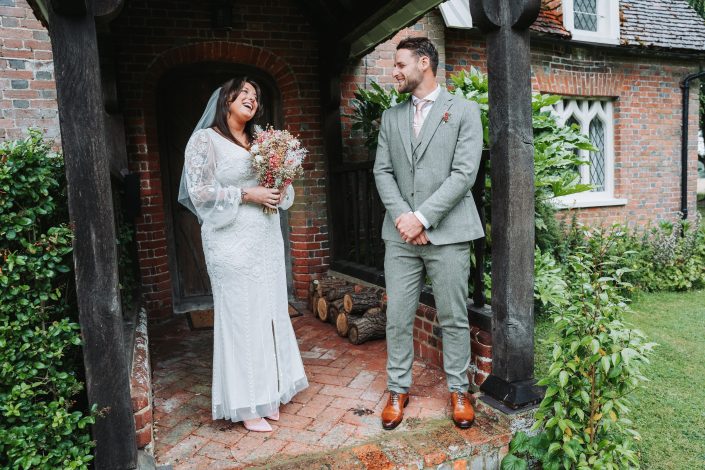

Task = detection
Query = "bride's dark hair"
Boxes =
[212,77,263,147]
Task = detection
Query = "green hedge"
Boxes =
[0,131,95,469]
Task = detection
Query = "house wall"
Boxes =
[0,0,59,142]
[445,32,701,227]
[107,0,330,317]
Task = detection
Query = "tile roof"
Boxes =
[531,0,570,37]
[527,0,705,52]
[620,0,705,51]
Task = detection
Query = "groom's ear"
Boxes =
[418,55,430,71]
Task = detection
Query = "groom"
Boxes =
[373,37,484,430]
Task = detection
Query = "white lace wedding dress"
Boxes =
[184,128,308,422]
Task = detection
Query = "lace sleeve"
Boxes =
[184,129,241,227]
[278,184,295,211]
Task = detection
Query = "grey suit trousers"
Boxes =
[384,240,471,393]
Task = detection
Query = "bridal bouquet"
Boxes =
[250,127,307,214]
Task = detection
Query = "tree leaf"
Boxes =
[501,454,529,470]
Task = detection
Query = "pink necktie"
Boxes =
[413,99,430,137]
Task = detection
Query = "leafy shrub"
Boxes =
[634,214,705,292]
[348,81,409,152]
[554,215,705,295]
[0,130,95,469]
[533,247,568,312]
[503,228,656,470]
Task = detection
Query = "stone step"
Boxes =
[244,412,512,469]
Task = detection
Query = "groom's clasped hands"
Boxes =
[395,212,429,245]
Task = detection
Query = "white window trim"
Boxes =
[563,0,620,46]
[551,99,627,209]
[439,0,473,29]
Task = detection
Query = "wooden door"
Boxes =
[157,63,285,312]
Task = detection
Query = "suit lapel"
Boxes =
[397,99,413,165]
[414,89,454,162]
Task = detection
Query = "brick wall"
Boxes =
[445,32,701,227]
[0,0,59,143]
[108,0,329,316]
[414,303,492,389]
[130,308,154,450]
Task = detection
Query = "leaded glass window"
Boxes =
[553,99,615,198]
[574,0,598,32]
[589,119,606,191]
[563,0,620,46]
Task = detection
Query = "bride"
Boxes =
[179,77,308,432]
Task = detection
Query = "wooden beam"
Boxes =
[471,0,544,410]
[46,1,137,468]
[94,0,125,21]
[347,0,445,58]
[296,0,444,60]
[50,0,87,16]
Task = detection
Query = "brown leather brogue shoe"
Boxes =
[450,391,475,428]
[381,391,409,430]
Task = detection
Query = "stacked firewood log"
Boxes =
[307,277,387,345]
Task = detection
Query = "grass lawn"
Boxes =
[535,290,705,469]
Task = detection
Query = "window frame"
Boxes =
[552,98,627,209]
[563,0,620,45]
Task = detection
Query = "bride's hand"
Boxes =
[278,183,291,204]
[243,186,280,209]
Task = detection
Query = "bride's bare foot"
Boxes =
[243,418,272,432]
[265,409,280,421]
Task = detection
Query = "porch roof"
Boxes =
[28,0,445,63]
[295,0,445,59]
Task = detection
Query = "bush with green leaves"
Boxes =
[503,228,656,470]
[555,214,705,295]
[633,214,705,292]
[348,81,409,152]
[0,130,95,469]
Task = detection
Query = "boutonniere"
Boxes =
[442,112,451,123]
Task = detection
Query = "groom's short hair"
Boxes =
[397,37,439,76]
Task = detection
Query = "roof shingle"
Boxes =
[532,0,570,37]
[527,0,705,52]
[620,0,705,51]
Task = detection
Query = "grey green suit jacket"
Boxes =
[373,88,484,245]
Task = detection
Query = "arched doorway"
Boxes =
[156,63,291,313]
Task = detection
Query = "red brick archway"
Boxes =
[133,41,316,318]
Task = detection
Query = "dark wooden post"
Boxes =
[471,0,544,409]
[47,0,137,467]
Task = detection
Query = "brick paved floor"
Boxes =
[150,310,510,469]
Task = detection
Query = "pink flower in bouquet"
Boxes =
[251,126,307,213]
